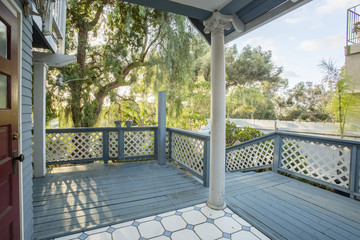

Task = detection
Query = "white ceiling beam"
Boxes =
[225,0,312,44]
[33,52,76,67]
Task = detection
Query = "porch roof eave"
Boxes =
[122,0,312,44]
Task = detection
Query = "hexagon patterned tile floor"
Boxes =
[54,203,270,240]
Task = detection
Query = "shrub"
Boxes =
[225,121,264,147]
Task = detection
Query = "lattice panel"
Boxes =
[171,133,204,176]
[280,138,351,188]
[46,132,103,162]
[358,158,360,193]
[124,131,154,156]
[226,139,274,171]
[109,132,118,158]
[166,131,169,157]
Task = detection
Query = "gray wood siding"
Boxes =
[16,0,34,238]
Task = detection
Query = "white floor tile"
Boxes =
[54,232,82,240]
[158,211,176,218]
[194,222,222,240]
[161,215,187,231]
[200,206,225,219]
[56,202,269,240]
[138,220,164,238]
[251,227,271,240]
[182,210,207,225]
[232,214,252,227]
[224,207,234,214]
[214,216,242,233]
[137,215,155,222]
[178,206,195,212]
[171,229,200,240]
[150,236,171,240]
[195,203,206,208]
[112,226,140,240]
[84,227,109,235]
[86,232,112,240]
[232,231,260,240]
[111,220,134,229]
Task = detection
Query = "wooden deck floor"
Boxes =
[225,171,360,240]
[33,161,360,240]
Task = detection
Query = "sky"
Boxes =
[229,0,360,88]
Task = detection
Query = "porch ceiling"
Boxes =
[123,0,312,44]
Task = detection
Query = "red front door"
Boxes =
[0,2,21,240]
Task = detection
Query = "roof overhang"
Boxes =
[124,0,312,44]
[33,52,76,67]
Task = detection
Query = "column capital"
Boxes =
[203,12,233,36]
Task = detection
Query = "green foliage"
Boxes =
[328,77,359,137]
[225,121,264,147]
[46,2,338,131]
[319,59,359,137]
[55,0,206,127]
[279,81,331,121]
[225,45,287,92]
[223,45,287,120]
[227,87,275,120]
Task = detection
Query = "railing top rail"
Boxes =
[277,131,360,146]
[348,4,360,12]
[226,131,360,152]
[166,127,210,140]
[46,126,158,133]
[226,132,277,152]
[348,8,360,15]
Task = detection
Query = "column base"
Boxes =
[207,200,226,210]
[157,161,166,166]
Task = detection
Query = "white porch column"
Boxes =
[32,53,76,178]
[204,12,233,210]
[33,62,47,177]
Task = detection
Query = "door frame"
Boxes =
[1,0,24,239]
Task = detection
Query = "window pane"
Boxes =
[0,73,8,108]
[0,20,7,59]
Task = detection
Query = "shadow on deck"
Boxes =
[33,161,360,240]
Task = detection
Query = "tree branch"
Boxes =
[89,0,109,27]
[141,25,162,62]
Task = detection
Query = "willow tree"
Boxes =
[60,0,204,127]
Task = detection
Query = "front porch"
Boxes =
[31,115,360,239]
[33,160,360,240]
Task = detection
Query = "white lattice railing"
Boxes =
[167,128,210,186]
[46,127,157,164]
[277,134,358,194]
[46,131,103,162]
[226,134,276,172]
[44,126,359,195]
[226,132,360,197]
[109,130,155,158]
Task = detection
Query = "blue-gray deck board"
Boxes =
[33,161,360,240]
[33,161,207,239]
[226,171,360,240]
